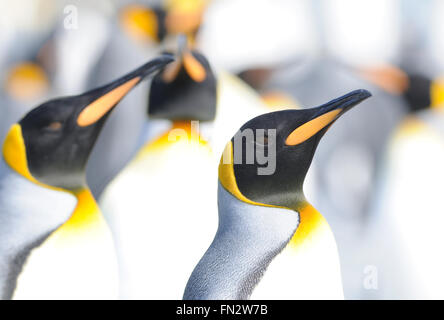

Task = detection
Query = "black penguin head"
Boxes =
[2,55,174,191]
[148,37,217,122]
[219,90,372,210]
[402,73,434,113]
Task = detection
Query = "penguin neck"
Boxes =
[57,187,102,236]
[7,183,117,300]
[0,159,78,299]
[183,182,299,299]
[184,183,338,299]
[253,188,332,250]
[138,119,209,156]
[169,120,201,135]
[287,201,331,249]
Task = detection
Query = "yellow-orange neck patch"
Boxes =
[2,124,72,194]
[261,91,300,110]
[165,0,206,35]
[138,121,209,157]
[396,116,429,139]
[120,5,159,42]
[431,78,444,110]
[58,188,102,236]
[218,141,283,209]
[2,124,33,183]
[5,62,48,101]
[218,141,327,248]
[288,202,327,249]
[2,125,102,238]
[165,0,209,11]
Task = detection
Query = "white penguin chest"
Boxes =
[100,136,218,299]
[251,225,344,299]
[13,190,118,300]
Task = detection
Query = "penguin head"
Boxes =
[358,65,444,112]
[402,74,444,112]
[2,55,173,191]
[219,90,372,210]
[120,4,167,44]
[148,36,216,122]
[402,74,433,112]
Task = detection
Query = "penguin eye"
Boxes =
[44,121,63,132]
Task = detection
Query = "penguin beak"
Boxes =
[315,89,372,115]
[162,35,206,83]
[285,89,371,146]
[77,54,174,127]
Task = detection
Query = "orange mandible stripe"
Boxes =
[285,109,342,146]
[183,51,206,83]
[77,77,140,127]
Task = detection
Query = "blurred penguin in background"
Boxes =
[0,0,117,195]
[85,1,164,198]
[366,77,444,299]
[0,0,58,143]
[86,0,212,197]
[362,0,444,299]
[163,0,210,41]
[51,0,113,95]
[0,0,58,68]
[291,0,408,299]
[99,34,269,298]
[100,39,217,300]
[1,61,50,142]
[0,0,114,141]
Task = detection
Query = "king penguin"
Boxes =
[99,37,219,300]
[184,89,372,300]
[0,55,173,300]
[99,35,268,299]
[364,77,444,299]
[87,1,209,197]
[85,3,168,198]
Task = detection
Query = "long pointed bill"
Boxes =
[77,54,174,127]
[285,89,371,146]
[162,35,207,83]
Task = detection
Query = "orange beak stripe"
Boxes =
[77,77,140,127]
[285,109,342,146]
[183,51,206,82]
